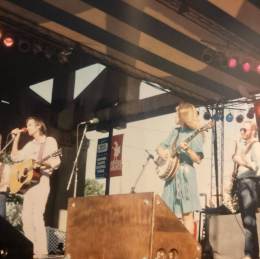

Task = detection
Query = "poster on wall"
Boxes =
[95,134,124,178]
[109,134,124,177]
[95,137,109,178]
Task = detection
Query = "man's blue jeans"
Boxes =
[237,177,260,259]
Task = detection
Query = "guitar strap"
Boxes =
[37,140,47,162]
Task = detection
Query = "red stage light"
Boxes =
[228,57,237,68]
[3,36,15,47]
[256,64,260,74]
[242,62,251,73]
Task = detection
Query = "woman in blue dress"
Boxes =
[156,102,204,235]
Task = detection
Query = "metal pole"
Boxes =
[213,119,220,207]
[66,124,88,197]
[105,127,113,195]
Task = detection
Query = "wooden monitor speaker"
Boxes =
[65,192,201,259]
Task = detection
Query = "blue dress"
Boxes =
[160,127,203,217]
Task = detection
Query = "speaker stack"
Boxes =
[0,216,33,259]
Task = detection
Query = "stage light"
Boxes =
[247,107,255,119]
[18,39,31,53]
[203,111,211,120]
[242,62,251,73]
[3,35,14,47]
[57,51,69,64]
[228,57,237,68]
[226,112,233,122]
[256,64,260,74]
[44,47,54,59]
[212,113,219,121]
[201,48,215,64]
[32,43,43,54]
[236,114,244,123]
[216,52,227,68]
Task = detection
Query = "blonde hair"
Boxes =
[176,102,201,129]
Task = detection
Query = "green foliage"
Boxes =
[6,194,23,204]
[0,153,13,164]
[6,194,23,231]
[84,178,105,196]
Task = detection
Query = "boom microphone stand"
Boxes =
[66,124,88,197]
[130,150,154,193]
[0,134,15,157]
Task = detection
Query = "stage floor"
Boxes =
[34,256,64,259]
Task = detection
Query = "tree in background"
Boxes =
[84,178,105,196]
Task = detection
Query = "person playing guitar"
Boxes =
[11,116,61,258]
[156,102,204,235]
[232,121,260,259]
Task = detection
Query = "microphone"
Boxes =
[11,128,27,136]
[20,127,28,133]
[78,118,100,125]
[145,149,154,160]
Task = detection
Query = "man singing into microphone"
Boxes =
[11,116,61,258]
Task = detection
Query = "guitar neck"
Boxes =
[38,148,61,164]
[183,128,201,145]
[39,154,52,164]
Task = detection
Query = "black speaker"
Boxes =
[0,216,33,259]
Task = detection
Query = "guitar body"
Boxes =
[155,121,213,182]
[9,148,61,194]
[155,155,180,181]
[9,159,41,194]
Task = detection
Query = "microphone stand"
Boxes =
[130,150,154,193]
[0,134,15,156]
[66,124,88,197]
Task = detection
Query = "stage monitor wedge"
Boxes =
[65,192,201,259]
[0,216,33,259]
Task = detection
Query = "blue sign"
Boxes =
[95,137,109,178]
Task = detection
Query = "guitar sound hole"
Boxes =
[20,176,27,183]
[23,168,29,176]
[19,168,29,183]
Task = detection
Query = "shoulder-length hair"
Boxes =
[26,116,47,135]
[176,102,201,130]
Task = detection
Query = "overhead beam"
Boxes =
[93,92,199,127]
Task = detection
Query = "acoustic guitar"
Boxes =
[9,148,62,194]
[155,122,213,181]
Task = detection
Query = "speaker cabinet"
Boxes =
[0,216,33,259]
[208,213,260,259]
[65,192,201,259]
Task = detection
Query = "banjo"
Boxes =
[155,121,213,181]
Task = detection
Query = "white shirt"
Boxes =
[236,138,260,178]
[13,136,61,174]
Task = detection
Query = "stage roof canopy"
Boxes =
[1,0,260,125]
